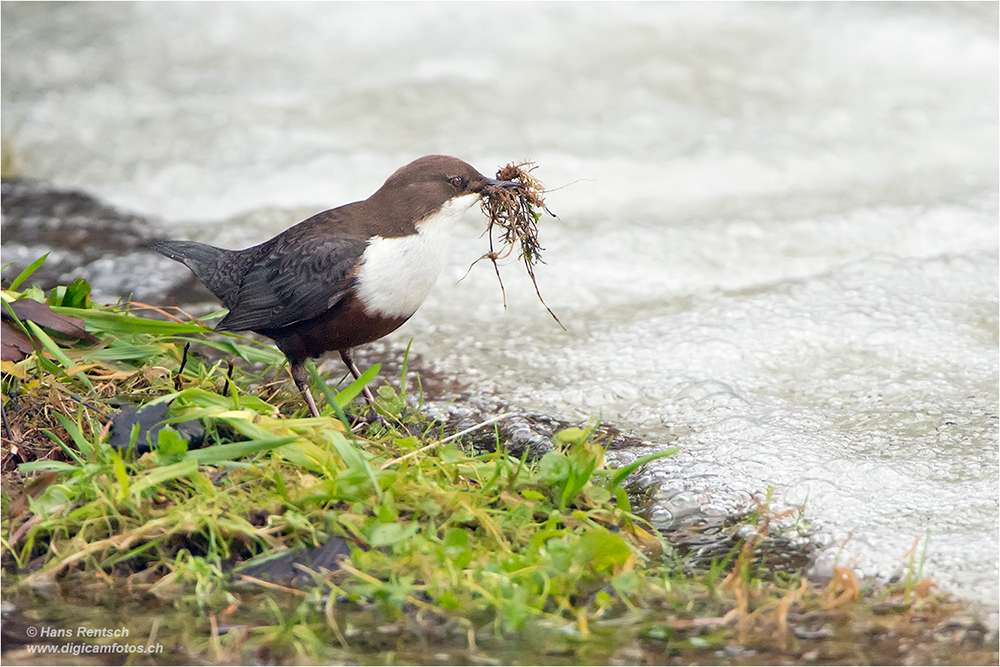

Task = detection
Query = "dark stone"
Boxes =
[1,179,213,304]
[108,402,205,453]
[233,535,354,586]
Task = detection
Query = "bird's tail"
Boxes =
[148,240,239,307]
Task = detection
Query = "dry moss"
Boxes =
[476,162,564,329]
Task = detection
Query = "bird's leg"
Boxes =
[339,349,403,434]
[289,360,322,419]
[339,348,377,408]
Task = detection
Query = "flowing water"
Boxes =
[2,3,997,609]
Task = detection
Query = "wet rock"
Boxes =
[721,644,756,658]
[232,535,353,586]
[792,625,835,640]
[107,402,206,453]
[419,382,661,461]
[1,179,211,304]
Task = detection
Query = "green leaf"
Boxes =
[28,483,72,515]
[439,445,461,464]
[421,498,442,517]
[613,487,631,512]
[539,451,570,483]
[156,425,189,460]
[377,494,398,522]
[48,279,91,309]
[443,528,470,550]
[552,427,589,445]
[367,521,418,547]
[22,286,45,302]
[62,278,91,309]
[544,536,575,572]
[612,570,640,594]
[582,484,612,506]
[575,527,633,573]
[47,285,66,307]
[376,384,405,416]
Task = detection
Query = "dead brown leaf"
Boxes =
[1,321,34,361]
[3,298,98,344]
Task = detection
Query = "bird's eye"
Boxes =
[449,176,466,189]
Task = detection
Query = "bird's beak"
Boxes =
[484,177,522,190]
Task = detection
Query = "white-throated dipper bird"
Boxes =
[151,155,519,418]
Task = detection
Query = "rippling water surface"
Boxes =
[3,3,997,607]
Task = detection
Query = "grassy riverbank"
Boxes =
[1,266,996,665]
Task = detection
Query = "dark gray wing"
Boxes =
[215,235,367,333]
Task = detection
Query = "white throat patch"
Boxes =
[354,193,479,319]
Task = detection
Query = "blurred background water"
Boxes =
[2,2,997,608]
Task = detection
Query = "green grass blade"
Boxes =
[129,459,200,497]
[54,412,95,460]
[41,429,86,467]
[603,447,680,489]
[195,338,287,366]
[182,436,298,465]
[156,387,277,414]
[82,343,174,362]
[400,338,413,397]
[8,253,49,291]
[18,460,79,473]
[335,363,380,408]
[329,432,383,501]
[24,321,94,389]
[49,307,213,336]
[307,361,351,426]
[24,320,73,366]
[112,450,130,498]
